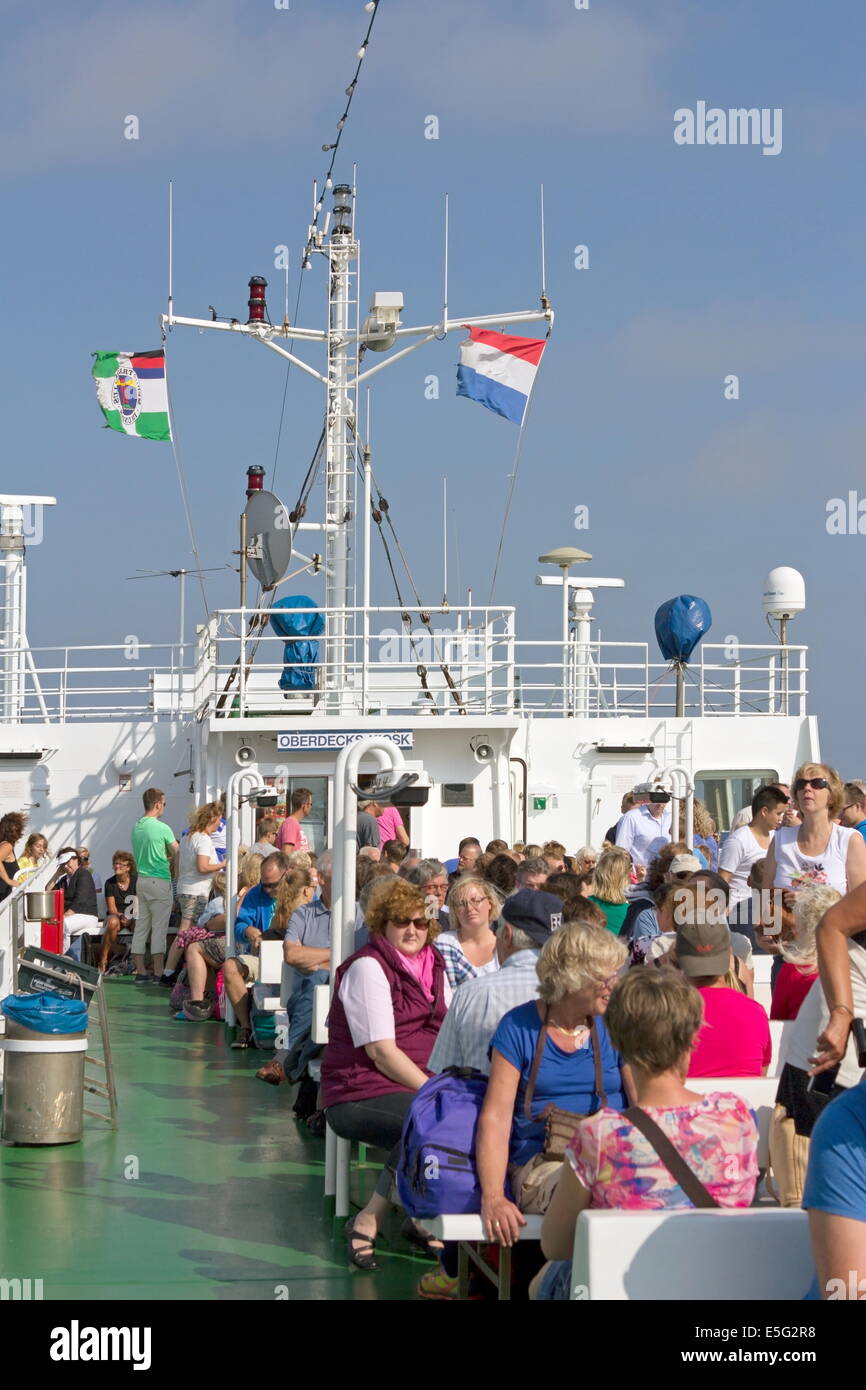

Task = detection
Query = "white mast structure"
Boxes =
[162,182,552,708]
[0,495,55,723]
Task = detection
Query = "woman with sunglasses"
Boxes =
[762,765,866,949]
[322,876,451,1269]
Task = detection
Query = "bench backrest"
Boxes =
[312,982,330,1045]
[572,1207,812,1300]
[685,1076,778,1167]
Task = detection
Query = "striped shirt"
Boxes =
[428,949,540,1075]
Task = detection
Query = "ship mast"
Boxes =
[162,184,552,712]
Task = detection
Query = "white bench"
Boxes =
[427,1214,544,1301]
[312,982,330,1045]
[571,1207,812,1300]
[686,1076,778,1168]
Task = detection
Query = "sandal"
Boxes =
[400,1218,444,1260]
[345,1218,378,1270]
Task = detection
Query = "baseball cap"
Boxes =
[669,853,702,876]
[675,918,732,978]
[57,851,77,865]
[501,890,563,946]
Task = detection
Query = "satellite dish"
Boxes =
[243,489,292,589]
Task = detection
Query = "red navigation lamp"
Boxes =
[247,276,268,324]
[246,465,265,496]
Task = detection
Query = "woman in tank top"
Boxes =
[0,811,26,904]
[762,764,866,926]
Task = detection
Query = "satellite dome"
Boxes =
[762,568,806,620]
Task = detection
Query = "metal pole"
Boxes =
[225,767,264,1025]
[178,570,186,668]
[560,566,570,715]
[324,200,358,709]
[239,513,247,612]
[780,615,789,715]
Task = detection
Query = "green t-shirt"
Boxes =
[131,815,176,879]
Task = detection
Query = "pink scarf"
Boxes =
[396,943,435,998]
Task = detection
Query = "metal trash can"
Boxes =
[0,994,88,1145]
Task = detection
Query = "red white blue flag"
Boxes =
[456,327,547,425]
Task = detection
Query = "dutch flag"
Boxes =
[456,326,547,425]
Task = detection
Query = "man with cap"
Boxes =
[673,881,771,1078]
[615,782,672,868]
[428,890,562,1077]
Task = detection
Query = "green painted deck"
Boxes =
[0,980,425,1301]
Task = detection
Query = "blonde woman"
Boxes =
[587,847,632,935]
[532,968,758,1299]
[271,867,316,933]
[771,884,840,1021]
[763,763,866,916]
[437,878,503,987]
[237,851,264,910]
[175,802,223,936]
[478,916,629,1238]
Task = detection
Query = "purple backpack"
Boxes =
[396,1067,491,1217]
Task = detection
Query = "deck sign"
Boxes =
[277,730,413,751]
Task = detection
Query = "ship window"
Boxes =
[694,770,779,834]
[441,783,474,808]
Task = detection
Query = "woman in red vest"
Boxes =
[322,876,450,1269]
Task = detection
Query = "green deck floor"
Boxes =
[0,980,427,1301]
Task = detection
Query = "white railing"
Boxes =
[0,612,809,723]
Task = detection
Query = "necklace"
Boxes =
[548,1019,589,1038]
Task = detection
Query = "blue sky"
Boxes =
[4,0,865,769]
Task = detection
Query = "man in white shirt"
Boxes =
[615,782,672,867]
[719,784,787,930]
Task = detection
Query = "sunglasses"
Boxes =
[390,917,429,930]
[794,778,829,792]
[262,875,286,893]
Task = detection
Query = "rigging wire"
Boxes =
[162,334,211,620]
[487,325,551,605]
[271,0,382,492]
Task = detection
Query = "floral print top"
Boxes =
[566,1093,758,1208]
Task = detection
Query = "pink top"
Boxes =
[277,816,310,853]
[771,961,819,1021]
[376,806,405,845]
[688,986,772,1078]
[567,1094,758,1208]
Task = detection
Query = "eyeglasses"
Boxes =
[390,917,429,929]
[262,875,286,893]
[794,778,829,792]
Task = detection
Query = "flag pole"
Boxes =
[539,183,547,302]
[442,193,449,331]
[168,180,173,322]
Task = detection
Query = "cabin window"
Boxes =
[694,770,779,834]
[441,783,474,808]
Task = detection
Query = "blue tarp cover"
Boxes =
[1,992,88,1033]
[269,595,325,691]
[654,595,712,663]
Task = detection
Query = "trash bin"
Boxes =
[0,993,88,1145]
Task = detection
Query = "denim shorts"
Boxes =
[178,893,208,924]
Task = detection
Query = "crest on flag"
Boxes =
[92,349,171,441]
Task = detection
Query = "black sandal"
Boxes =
[400,1218,444,1260]
[345,1219,378,1270]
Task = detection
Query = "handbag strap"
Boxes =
[524,1010,606,1120]
[624,1106,719,1208]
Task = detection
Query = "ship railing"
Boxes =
[0,623,808,722]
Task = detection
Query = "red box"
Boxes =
[41,888,65,954]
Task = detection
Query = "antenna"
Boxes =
[126,566,228,661]
[168,180,174,321]
[442,476,448,607]
[442,193,449,329]
[242,488,293,590]
[539,183,547,302]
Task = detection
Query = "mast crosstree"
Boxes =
[162,183,552,711]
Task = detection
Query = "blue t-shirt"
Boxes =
[490,1000,625,1166]
[234,884,276,949]
[803,1081,866,1221]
